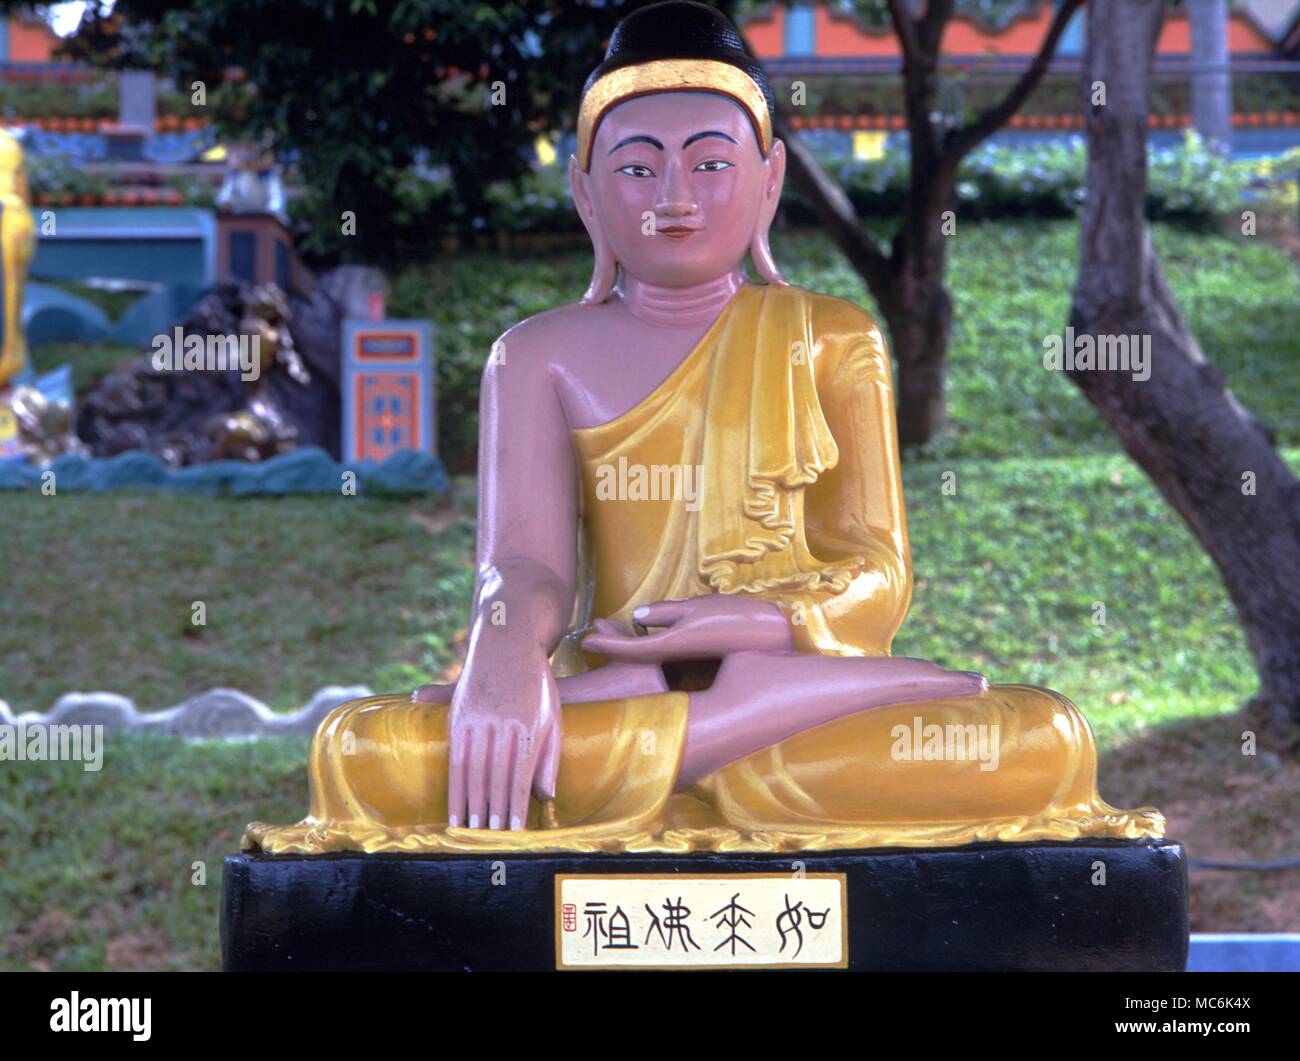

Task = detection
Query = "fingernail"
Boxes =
[510,816,522,831]
[448,814,459,828]
[489,814,501,830]
[469,814,480,829]
[633,606,648,620]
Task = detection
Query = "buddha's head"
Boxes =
[569,1,786,303]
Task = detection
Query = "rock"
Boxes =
[76,280,248,462]
[75,268,388,463]
[44,692,139,731]
[288,266,386,392]
[282,266,388,458]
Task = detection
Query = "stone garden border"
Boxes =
[0,685,372,739]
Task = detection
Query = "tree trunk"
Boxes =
[879,239,954,446]
[1070,0,1300,725]
[1188,0,1232,153]
[774,112,956,446]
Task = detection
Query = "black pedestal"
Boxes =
[221,839,1189,971]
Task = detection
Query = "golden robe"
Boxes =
[0,131,35,391]
[244,284,1162,854]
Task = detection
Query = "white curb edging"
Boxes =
[0,685,373,739]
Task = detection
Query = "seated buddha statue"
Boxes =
[244,1,1162,855]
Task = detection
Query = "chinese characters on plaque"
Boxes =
[555,874,846,969]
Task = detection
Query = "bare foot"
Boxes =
[708,650,988,709]
[675,651,989,789]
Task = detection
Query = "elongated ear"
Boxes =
[569,154,618,305]
[750,138,787,286]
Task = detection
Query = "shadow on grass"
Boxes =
[1101,700,1300,934]
[0,734,310,971]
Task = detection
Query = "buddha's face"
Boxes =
[574,91,782,289]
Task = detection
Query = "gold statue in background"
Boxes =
[0,128,34,394]
[0,128,86,465]
[204,283,312,462]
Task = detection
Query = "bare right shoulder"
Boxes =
[484,300,621,384]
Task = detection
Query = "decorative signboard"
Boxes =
[341,318,436,464]
[555,873,848,970]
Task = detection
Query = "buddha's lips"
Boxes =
[657,226,699,240]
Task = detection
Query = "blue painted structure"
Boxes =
[341,318,438,463]
[784,5,817,57]
[1187,933,1300,972]
[793,124,1298,162]
[22,281,111,343]
[0,444,450,495]
[18,125,217,163]
[26,205,215,345]
[31,206,215,286]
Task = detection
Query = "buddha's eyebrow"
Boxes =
[608,135,663,154]
[682,130,737,148]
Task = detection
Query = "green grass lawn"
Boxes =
[28,341,138,396]
[8,218,1298,733]
[26,280,141,395]
[0,734,309,971]
[2,219,1297,970]
[3,450,1290,745]
[0,492,477,715]
[783,221,1300,463]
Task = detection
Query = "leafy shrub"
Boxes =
[370,132,1252,244]
[786,132,1249,226]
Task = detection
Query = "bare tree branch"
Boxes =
[773,113,894,296]
[945,0,1085,160]
[886,0,922,65]
[918,0,955,57]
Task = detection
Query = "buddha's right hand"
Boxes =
[446,645,561,831]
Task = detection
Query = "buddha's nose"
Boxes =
[654,162,700,219]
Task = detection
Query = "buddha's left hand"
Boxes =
[580,595,792,662]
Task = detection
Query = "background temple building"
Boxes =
[0,10,60,64]
[740,1,1298,64]
[739,0,1299,157]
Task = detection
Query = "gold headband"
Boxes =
[576,58,772,171]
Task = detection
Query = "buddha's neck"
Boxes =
[618,270,745,329]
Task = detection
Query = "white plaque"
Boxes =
[555,873,847,969]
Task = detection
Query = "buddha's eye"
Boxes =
[615,164,654,178]
[694,159,733,173]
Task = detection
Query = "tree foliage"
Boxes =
[49,0,692,265]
